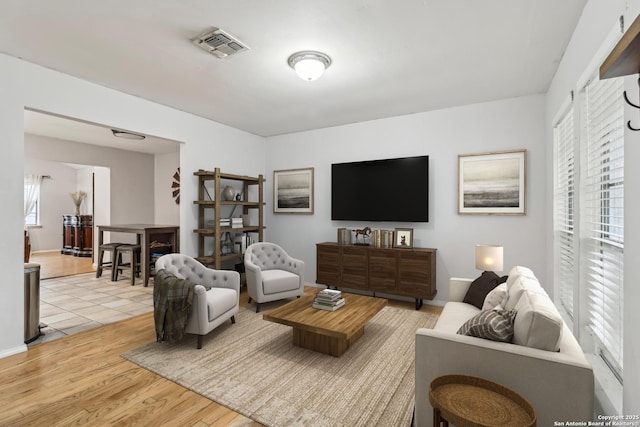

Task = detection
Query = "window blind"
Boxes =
[553,108,576,317]
[581,74,624,379]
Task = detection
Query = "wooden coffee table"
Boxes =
[263,292,387,357]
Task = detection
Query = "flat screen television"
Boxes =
[331,155,429,222]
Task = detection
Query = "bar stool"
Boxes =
[113,244,142,286]
[96,243,123,280]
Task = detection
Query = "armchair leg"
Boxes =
[248,297,252,304]
[231,316,236,324]
[255,303,260,313]
[197,335,203,349]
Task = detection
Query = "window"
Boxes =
[553,106,576,317]
[581,73,624,381]
[24,175,42,227]
[25,200,38,226]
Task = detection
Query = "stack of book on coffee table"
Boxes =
[312,289,345,311]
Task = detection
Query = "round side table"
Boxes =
[428,374,536,427]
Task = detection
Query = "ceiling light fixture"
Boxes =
[111,129,146,140]
[287,51,331,81]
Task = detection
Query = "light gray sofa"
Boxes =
[415,266,594,426]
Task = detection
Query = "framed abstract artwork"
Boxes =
[458,149,526,215]
[273,167,314,214]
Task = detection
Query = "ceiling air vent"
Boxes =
[192,28,249,59]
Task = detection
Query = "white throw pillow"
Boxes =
[505,276,546,311]
[506,266,537,289]
[482,283,508,310]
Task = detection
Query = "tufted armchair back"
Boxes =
[155,253,239,290]
[245,242,304,275]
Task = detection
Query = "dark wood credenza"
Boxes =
[316,242,436,309]
[62,215,93,257]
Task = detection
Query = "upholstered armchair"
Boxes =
[155,254,240,349]
[244,242,305,312]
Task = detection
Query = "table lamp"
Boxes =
[475,244,504,273]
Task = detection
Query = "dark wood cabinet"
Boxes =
[62,215,92,257]
[316,242,436,309]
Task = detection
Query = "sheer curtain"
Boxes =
[24,174,43,226]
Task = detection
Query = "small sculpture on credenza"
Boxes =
[353,226,372,246]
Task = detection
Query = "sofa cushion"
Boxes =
[513,289,563,351]
[462,271,501,309]
[261,269,300,295]
[482,282,508,310]
[457,307,517,342]
[205,287,238,322]
[434,302,481,332]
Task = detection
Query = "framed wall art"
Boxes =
[273,167,314,214]
[458,149,526,215]
[393,228,414,248]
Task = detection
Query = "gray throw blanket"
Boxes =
[153,269,195,343]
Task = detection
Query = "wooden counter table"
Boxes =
[97,224,179,286]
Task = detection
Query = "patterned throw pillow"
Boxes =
[457,308,517,342]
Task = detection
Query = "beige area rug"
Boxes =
[123,305,438,427]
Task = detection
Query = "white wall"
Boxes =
[25,133,158,252]
[0,53,265,358]
[154,151,180,226]
[24,157,78,252]
[266,94,547,304]
[545,0,640,416]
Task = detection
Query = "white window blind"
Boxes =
[581,74,624,379]
[553,108,576,317]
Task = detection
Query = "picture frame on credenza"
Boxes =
[393,228,413,248]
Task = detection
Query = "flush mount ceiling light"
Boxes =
[287,51,331,81]
[111,129,146,140]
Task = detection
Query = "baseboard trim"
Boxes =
[0,344,27,359]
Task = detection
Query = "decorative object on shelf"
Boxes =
[458,149,526,215]
[273,167,314,214]
[371,229,394,248]
[475,244,504,273]
[393,228,413,248]
[337,227,352,245]
[353,226,371,245]
[69,191,87,215]
[222,185,236,201]
[171,167,180,204]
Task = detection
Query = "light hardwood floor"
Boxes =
[29,251,95,280]
[4,258,442,426]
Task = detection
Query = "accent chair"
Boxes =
[244,242,305,312]
[155,253,240,349]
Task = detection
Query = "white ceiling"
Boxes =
[23,110,181,155]
[3,0,587,143]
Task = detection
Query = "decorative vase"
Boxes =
[222,185,236,201]
[75,205,80,215]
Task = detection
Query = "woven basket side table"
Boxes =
[428,374,536,427]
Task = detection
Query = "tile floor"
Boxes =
[29,271,154,346]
